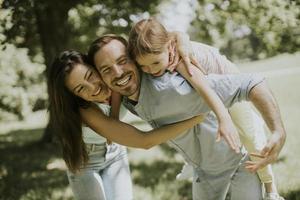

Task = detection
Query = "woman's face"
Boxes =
[65,63,111,102]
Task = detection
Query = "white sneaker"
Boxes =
[264,193,285,200]
[176,163,193,180]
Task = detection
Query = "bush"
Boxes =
[0,44,47,121]
[190,0,300,61]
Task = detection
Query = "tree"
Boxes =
[1,0,160,142]
[189,0,300,61]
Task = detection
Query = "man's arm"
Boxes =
[245,81,286,172]
[177,64,241,153]
[177,65,286,170]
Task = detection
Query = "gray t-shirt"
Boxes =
[123,72,264,172]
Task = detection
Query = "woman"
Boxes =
[47,50,204,200]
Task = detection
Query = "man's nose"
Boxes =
[112,64,123,77]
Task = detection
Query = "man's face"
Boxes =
[94,39,140,98]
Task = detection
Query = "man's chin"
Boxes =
[117,86,138,97]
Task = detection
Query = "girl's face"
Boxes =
[65,63,111,103]
[136,41,173,77]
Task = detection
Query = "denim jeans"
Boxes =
[67,143,133,200]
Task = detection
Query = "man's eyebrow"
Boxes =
[99,64,109,70]
[116,54,127,62]
[99,54,127,69]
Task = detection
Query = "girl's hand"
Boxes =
[168,31,206,76]
[217,117,241,153]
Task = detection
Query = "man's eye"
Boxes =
[101,68,110,74]
[153,62,160,65]
[119,58,127,65]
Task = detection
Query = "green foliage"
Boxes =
[0,44,46,121]
[190,0,300,61]
[68,0,160,51]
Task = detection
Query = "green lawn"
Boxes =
[0,53,299,200]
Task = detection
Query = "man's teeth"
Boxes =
[117,75,131,86]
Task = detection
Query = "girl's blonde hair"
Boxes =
[128,18,170,60]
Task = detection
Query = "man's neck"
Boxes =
[127,69,142,102]
[128,89,139,102]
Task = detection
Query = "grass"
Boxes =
[1,53,300,199]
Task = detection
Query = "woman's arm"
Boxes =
[110,91,122,119]
[176,63,241,153]
[80,103,205,149]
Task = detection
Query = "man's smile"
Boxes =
[115,73,132,87]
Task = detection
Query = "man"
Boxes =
[88,35,286,200]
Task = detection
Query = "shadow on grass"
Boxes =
[0,128,70,200]
[283,191,300,200]
[130,160,192,199]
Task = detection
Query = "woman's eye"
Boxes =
[77,86,84,93]
[87,71,93,80]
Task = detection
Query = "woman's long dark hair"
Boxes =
[47,50,90,172]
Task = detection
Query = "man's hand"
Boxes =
[216,118,241,153]
[245,131,285,172]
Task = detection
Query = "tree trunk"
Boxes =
[33,0,79,143]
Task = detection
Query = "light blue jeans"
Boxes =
[67,143,133,200]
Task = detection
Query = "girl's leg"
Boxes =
[229,102,276,190]
[101,150,133,200]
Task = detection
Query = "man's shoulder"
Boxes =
[191,41,219,52]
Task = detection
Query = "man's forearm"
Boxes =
[249,81,286,141]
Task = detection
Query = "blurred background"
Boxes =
[0,0,299,199]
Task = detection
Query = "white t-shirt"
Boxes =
[82,103,110,144]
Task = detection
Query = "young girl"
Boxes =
[48,50,205,200]
[127,18,283,200]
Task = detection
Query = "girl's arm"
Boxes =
[176,63,241,153]
[80,103,205,149]
[168,31,206,75]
